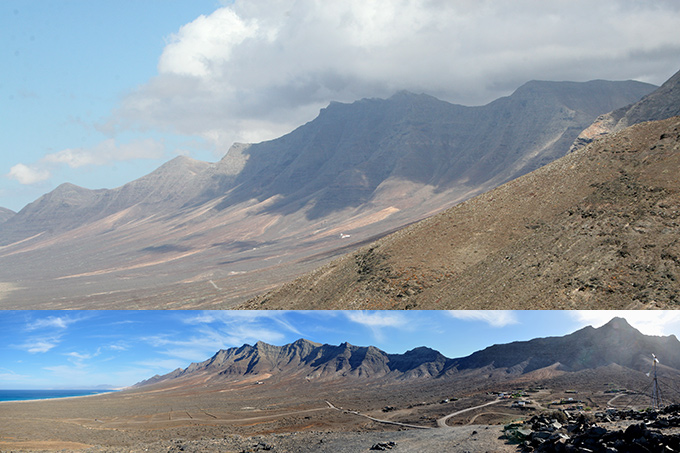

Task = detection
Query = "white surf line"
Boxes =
[325,400,431,430]
[437,398,503,428]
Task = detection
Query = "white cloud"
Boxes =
[446,311,519,327]
[16,315,85,354]
[6,163,50,185]
[569,311,680,336]
[66,349,101,362]
[344,311,408,342]
[7,138,165,188]
[345,311,407,328]
[0,370,30,382]
[159,8,261,78]
[143,322,286,364]
[182,310,284,325]
[19,338,60,354]
[107,0,680,150]
[43,138,165,168]
[26,315,80,331]
[181,310,301,340]
[108,343,128,352]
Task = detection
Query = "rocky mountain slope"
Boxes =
[136,318,679,391]
[0,156,214,241]
[454,317,680,373]
[0,80,654,309]
[135,338,452,388]
[571,68,680,151]
[245,115,680,310]
[210,80,653,220]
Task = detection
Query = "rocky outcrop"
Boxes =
[570,68,680,152]
[512,408,680,452]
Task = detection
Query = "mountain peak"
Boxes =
[388,90,438,102]
[453,317,680,373]
[600,317,636,332]
[137,339,455,387]
[143,154,211,179]
[291,338,321,348]
[51,182,90,194]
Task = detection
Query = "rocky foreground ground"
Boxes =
[506,405,680,452]
[8,407,680,453]
[66,424,511,453]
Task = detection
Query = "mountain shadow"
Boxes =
[212,80,655,220]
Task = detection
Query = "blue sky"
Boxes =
[2,0,680,212]
[1,310,679,389]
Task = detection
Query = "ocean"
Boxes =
[0,389,114,402]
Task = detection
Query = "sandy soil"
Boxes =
[0,379,523,452]
[1,368,672,452]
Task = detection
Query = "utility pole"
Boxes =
[651,354,661,410]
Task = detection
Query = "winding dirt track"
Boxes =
[326,397,505,430]
[325,401,431,430]
[437,398,503,427]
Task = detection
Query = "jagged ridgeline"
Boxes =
[135,318,680,391]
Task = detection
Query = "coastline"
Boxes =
[0,389,121,404]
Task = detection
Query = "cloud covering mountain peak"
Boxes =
[107,0,680,150]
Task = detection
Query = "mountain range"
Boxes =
[135,318,680,392]
[244,69,680,310]
[0,77,656,309]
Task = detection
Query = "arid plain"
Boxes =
[0,369,664,452]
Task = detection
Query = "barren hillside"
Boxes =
[243,117,680,310]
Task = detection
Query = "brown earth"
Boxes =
[0,376,508,452]
[1,366,669,452]
[241,117,680,310]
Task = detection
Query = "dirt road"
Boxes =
[437,398,504,427]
